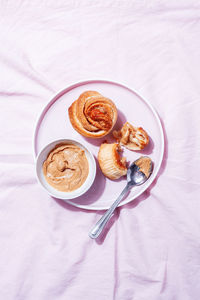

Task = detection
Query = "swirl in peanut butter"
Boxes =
[43,144,89,192]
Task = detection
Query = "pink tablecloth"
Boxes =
[1,1,200,299]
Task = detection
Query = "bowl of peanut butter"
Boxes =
[36,139,96,200]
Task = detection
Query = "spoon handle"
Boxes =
[89,184,130,239]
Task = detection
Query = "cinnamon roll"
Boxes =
[98,143,127,180]
[68,91,118,138]
[113,122,149,150]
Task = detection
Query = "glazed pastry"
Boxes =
[98,143,127,180]
[113,122,149,150]
[68,91,118,138]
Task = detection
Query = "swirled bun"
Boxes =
[68,91,117,138]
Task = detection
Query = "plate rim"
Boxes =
[32,78,165,210]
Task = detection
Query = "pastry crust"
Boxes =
[98,143,127,180]
[113,122,149,150]
[68,91,118,138]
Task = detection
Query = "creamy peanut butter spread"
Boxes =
[135,156,152,178]
[43,144,89,192]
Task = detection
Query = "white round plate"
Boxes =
[33,79,164,210]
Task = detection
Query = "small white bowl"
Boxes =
[36,139,96,200]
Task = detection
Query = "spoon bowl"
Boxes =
[127,159,153,186]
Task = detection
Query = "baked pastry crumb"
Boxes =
[113,122,149,150]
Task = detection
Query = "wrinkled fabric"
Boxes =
[1,1,200,299]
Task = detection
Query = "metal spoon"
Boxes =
[89,157,153,239]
